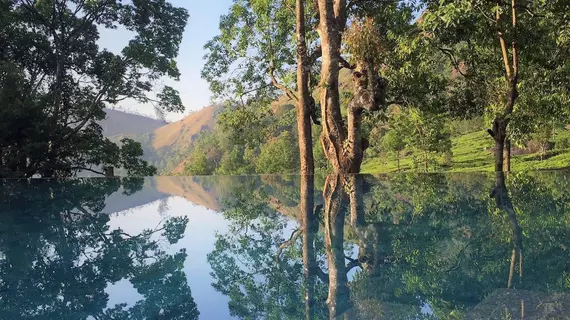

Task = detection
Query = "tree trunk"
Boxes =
[346,99,364,173]
[494,128,506,172]
[317,0,346,173]
[323,174,351,318]
[300,174,317,320]
[489,116,508,172]
[397,152,400,171]
[424,151,428,172]
[492,0,518,173]
[504,138,511,172]
[296,0,314,175]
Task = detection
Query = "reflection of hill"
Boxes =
[152,176,307,215]
[154,177,222,211]
[103,179,170,214]
[99,175,314,218]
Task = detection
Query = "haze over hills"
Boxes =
[103,106,221,174]
[100,108,168,137]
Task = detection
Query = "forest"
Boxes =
[1,0,569,177]
[185,0,570,176]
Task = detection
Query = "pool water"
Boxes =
[1,172,570,319]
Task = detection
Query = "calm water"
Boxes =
[1,172,570,319]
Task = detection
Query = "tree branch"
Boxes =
[346,259,361,273]
[269,66,298,101]
[496,3,512,80]
[316,266,329,282]
[438,47,471,78]
[339,56,356,70]
[276,228,302,259]
[63,85,109,140]
[71,166,105,176]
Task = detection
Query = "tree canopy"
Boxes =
[0,0,188,178]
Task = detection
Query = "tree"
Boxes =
[405,108,452,172]
[0,0,188,178]
[382,112,408,171]
[202,0,322,175]
[421,0,570,171]
[314,1,428,173]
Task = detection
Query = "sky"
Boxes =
[98,1,234,122]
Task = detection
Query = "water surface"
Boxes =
[1,172,570,319]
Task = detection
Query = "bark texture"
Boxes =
[316,0,387,173]
[296,0,315,175]
[489,0,519,172]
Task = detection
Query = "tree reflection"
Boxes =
[0,178,197,320]
[490,172,523,289]
[300,174,319,320]
[322,174,351,319]
[208,172,570,319]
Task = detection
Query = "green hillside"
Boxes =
[362,129,570,173]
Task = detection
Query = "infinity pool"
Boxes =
[1,172,570,319]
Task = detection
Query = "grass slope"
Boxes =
[362,129,570,173]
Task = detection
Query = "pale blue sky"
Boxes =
[99,1,233,121]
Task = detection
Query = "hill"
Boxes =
[152,105,218,150]
[100,108,168,137]
[104,105,221,173]
[362,129,570,173]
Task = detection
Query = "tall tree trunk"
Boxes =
[323,174,351,318]
[491,0,518,172]
[300,174,317,319]
[296,0,314,175]
[317,0,346,173]
[493,123,506,172]
[504,138,511,172]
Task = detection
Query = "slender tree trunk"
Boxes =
[296,0,314,175]
[300,174,317,320]
[504,138,511,172]
[424,151,428,172]
[323,174,351,318]
[491,0,518,172]
[494,127,506,172]
[397,152,400,171]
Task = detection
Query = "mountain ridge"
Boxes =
[103,106,221,173]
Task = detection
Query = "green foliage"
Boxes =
[380,107,452,172]
[0,0,188,178]
[184,152,213,176]
[201,0,308,102]
[420,0,570,151]
[256,131,299,174]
